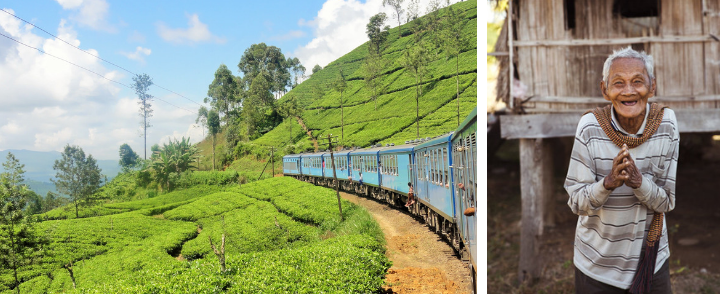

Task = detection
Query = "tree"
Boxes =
[42,191,66,214]
[286,57,306,89]
[383,0,405,27]
[441,4,471,126]
[279,95,302,143]
[208,109,221,170]
[366,13,390,55]
[333,69,348,141]
[401,39,430,139]
[207,64,239,125]
[151,137,199,191]
[311,82,325,115]
[244,73,275,139]
[118,143,140,172]
[238,43,291,99]
[0,152,46,294]
[406,0,420,22]
[196,105,209,139]
[132,73,154,160]
[312,64,322,75]
[52,145,103,218]
[363,53,385,111]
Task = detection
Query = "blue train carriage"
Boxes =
[298,151,326,185]
[377,143,414,206]
[412,133,456,238]
[282,153,302,177]
[321,149,351,188]
[348,145,385,196]
[451,107,477,281]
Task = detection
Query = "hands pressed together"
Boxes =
[603,144,643,190]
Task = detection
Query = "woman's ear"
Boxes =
[600,80,610,102]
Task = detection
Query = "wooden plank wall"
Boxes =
[516,0,566,100]
[705,0,720,102]
[514,0,720,113]
[651,0,706,108]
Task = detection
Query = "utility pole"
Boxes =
[320,134,343,221]
[270,147,276,177]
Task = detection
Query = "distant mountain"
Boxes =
[23,179,58,196]
[0,150,121,193]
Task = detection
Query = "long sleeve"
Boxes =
[565,116,613,215]
[632,111,679,213]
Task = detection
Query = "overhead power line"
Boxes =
[0,8,204,107]
[0,31,195,114]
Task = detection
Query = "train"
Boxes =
[282,108,477,283]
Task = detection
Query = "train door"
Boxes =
[422,149,429,201]
[408,153,416,195]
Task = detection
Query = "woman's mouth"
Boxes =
[621,101,637,106]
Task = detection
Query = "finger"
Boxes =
[616,147,626,158]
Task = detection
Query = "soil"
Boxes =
[296,116,319,151]
[488,137,720,293]
[339,192,475,294]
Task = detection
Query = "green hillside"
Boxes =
[2,177,389,292]
[254,0,477,151]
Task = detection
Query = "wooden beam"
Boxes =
[501,109,720,139]
[518,138,553,283]
[514,35,714,47]
[524,95,720,104]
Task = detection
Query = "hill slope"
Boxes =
[255,0,477,151]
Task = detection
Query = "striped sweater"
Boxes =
[565,104,679,289]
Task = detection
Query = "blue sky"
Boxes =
[0,0,471,160]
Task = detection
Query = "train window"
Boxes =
[395,155,398,175]
[432,149,437,183]
[434,149,439,183]
[430,150,434,183]
[443,148,448,186]
[430,150,437,183]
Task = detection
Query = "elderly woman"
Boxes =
[565,47,678,294]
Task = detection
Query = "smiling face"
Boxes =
[601,57,656,124]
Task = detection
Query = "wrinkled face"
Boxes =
[601,58,656,120]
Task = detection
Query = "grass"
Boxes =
[4,177,389,293]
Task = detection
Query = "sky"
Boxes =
[0,0,472,160]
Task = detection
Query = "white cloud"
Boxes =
[0,10,203,160]
[120,46,151,64]
[54,0,115,32]
[156,13,226,45]
[294,0,443,68]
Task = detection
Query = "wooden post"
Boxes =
[518,138,554,283]
[321,134,343,221]
[508,0,514,111]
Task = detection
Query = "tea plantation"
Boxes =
[252,0,477,151]
[1,177,390,293]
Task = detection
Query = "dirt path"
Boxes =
[295,116,319,151]
[340,192,474,294]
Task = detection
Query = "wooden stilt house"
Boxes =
[493,0,720,283]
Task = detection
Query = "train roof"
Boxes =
[415,132,453,149]
[452,107,477,141]
[348,145,387,155]
[378,144,415,153]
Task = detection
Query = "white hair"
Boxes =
[602,46,655,86]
